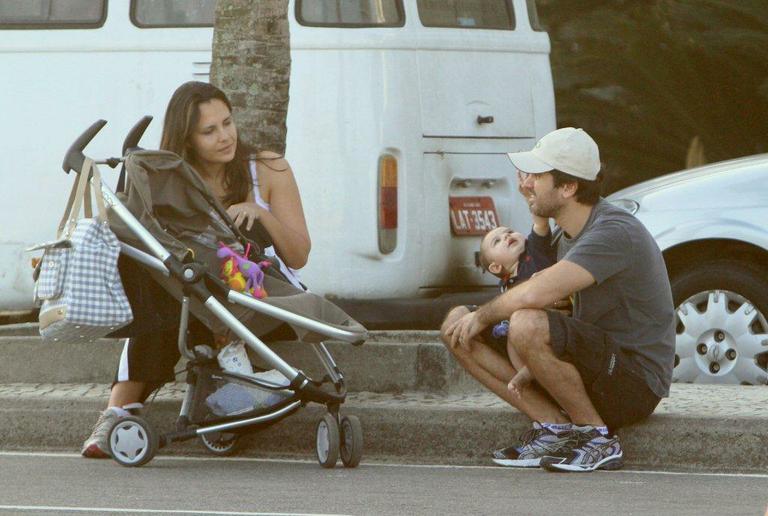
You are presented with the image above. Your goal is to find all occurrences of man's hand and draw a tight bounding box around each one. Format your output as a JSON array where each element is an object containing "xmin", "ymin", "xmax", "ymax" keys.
[{"xmin": 444, "ymin": 311, "xmax": 488, "ymax": 351}]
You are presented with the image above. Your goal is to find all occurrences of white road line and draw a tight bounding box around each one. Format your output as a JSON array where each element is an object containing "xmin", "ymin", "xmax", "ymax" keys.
[
  {"xmin": 0, "ymin": 506, "xmax": 348, "ymax": 516},
  {"xmin": 1, "ymin": 451, "xmax": 766, "ymax": 479}
]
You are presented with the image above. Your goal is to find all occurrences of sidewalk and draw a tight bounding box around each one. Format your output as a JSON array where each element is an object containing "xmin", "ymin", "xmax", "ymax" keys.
[{"xmin": 0, "ymin": 326, "xmax": 766, "ymax": 472}]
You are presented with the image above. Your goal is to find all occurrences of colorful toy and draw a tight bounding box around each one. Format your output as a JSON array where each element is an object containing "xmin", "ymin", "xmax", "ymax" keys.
[
  {"xmin": 217, "ymin": 243, "xmax": 270, "ymax": 299},
  {"xmin": 491, "ymin": 320, "xmax": 509, "ymax": 340}
]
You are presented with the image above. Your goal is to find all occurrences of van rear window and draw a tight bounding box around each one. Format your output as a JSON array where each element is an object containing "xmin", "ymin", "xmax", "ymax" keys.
[
  {"xmin": 296, "ymin": 0, "xmax": 404, "ymax": 28},
  {"xmin": 131, "ymin": 0, "xmax": 215, "ymax": 28},
  {"xmin": 0, "ymin": 0, "xmax": 105, "ymax": 29},
  {"xmin": 417, "ymin": 0, "xmax": 515, "ymax": 30}
]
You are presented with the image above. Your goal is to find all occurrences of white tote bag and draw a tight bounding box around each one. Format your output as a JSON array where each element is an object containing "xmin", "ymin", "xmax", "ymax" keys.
[{"xmin": 32, "ymin": 158, "xmax": 133, "ymax": 343}]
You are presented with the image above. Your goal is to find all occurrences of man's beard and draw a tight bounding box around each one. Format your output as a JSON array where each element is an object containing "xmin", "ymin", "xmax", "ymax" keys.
[{"xmin": 531, "ymin": 196, "xmax": 561, "ymax": 218}]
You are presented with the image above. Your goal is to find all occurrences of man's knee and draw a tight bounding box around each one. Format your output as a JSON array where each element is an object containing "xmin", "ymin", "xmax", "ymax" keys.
[{"xmin": 507, "ymin": 309, "xmax": 550, "ymax": 360}]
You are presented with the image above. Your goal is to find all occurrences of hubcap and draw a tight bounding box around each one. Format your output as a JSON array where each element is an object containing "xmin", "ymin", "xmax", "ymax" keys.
[
  {"xmin": 675, "ymin": 290, "xmax": 768, "ymax": 384},
  {"xmin": 202, "ymin": 432, "xmax": 236, "ymax": 452},
  {"xmin": 111, "ymin": 421, "xmax": 149, "ymax": 463},
  {"xmin": 316, "ymin": 421, "xmax": 329, "ymax": 462}
]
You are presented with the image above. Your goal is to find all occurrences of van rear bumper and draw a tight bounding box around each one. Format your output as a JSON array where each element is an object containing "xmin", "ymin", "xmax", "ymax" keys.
[{"xmin": 331, "ymin": 289, "xmax": 498, "ymax": 330}]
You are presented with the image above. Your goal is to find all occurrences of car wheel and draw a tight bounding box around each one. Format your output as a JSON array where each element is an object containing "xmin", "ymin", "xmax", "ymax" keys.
[{"xmin": 671, "ymin": 260, "xmax": 768, "ymax": 385}]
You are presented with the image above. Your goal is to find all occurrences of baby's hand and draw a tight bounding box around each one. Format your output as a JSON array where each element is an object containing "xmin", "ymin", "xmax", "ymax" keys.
[
  {"xmin": 531, "ymin": 214, "xmax": 550, "ymax": 236},
  {"xmin": 517, "ymin": 171, "xmax": 533, "ymax": 200}
]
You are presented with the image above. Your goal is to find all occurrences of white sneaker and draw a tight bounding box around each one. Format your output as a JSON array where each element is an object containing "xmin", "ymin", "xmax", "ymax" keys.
[{"xmin": 80, "ymin": 408, "xmax": 120, "ymax": 459}]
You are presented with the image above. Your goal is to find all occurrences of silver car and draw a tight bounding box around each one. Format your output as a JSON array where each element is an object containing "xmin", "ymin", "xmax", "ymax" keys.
[{"xmin": 607, "ymin": 154, "xmax": 768, "ymax": 385}]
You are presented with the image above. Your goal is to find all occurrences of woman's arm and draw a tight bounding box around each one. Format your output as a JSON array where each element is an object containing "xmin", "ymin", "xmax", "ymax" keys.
[{"xmin": 247, "ymin": 152, "xmax": 311, "ymax": 269}]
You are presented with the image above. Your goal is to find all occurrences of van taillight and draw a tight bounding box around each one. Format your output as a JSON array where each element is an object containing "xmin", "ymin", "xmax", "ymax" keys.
[{"xmin": 378, "ymin": 155, "xmax": 398, "ymax": 254}]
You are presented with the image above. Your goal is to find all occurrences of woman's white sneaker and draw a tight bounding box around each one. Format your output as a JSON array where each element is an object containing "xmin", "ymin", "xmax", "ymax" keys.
[{"xmin": 80, "ymin": 408, "xmax": 122, "ymax": 459}]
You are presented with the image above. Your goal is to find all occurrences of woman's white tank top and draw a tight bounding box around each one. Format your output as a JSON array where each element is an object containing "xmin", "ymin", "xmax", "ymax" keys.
[{"xmin": 248, "ymin": 160, "xmax": 305, "ymax": 290}]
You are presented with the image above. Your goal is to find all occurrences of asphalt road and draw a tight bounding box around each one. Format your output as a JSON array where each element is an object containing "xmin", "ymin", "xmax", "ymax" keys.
[{"xmin": 0, "ymin": 452, "xmax": 766, "ymax": 515}]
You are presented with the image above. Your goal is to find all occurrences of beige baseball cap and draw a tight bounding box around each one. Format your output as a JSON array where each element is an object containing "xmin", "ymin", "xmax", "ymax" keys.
[{"xmin": 506, "ymin": 127, "xmax": 601, "ymax": 180}]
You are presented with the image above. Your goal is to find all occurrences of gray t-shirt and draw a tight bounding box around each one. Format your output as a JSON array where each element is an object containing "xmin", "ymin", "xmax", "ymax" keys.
[{"xmin": 556, "ymin": 199, "xmax": 675, "ymax": 398}]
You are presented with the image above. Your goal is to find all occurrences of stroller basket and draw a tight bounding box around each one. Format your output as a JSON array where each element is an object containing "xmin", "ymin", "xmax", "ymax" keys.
[{"xmin": 61, "ymin": 119, "xmax": 368, "ymax": 468}]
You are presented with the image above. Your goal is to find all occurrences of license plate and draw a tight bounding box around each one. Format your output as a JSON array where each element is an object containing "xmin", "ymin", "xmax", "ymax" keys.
[{"xmin": 449, "ymin": 196, "xmax": 500, "ymax": 236}]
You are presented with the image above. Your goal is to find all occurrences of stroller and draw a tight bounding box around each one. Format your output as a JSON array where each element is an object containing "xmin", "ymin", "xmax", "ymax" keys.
[{"xmin": 61, "ymin": 118, "xmax": 368, "ymax": 468}]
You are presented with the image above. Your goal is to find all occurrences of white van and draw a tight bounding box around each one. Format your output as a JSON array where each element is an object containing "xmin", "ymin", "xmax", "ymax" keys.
[{"xmin": 0, "ymin": 0, "xmax": 555, "ymax": 317}]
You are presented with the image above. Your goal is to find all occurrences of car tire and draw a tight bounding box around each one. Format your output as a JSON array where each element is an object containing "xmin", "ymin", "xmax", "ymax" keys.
[{"xmin": 670, "ymin": 259, "xmax": 768, "ymax": 385}]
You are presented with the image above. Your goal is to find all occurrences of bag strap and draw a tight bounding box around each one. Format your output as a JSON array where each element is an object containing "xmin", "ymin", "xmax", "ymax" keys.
[
  {"xmin": 83, "ymin": 179, "xmax": 93, "ymax": 219},
  {"xmin": 56, "ymin": 175, "xmax": 80, "ymax": 238},
  {"xmin": 56, "ymin": 158, "xmax": 107, "ymax": 238},
  {"xmin": 90, "ymin": 163, "xmax": 108, "ymax": 222}
]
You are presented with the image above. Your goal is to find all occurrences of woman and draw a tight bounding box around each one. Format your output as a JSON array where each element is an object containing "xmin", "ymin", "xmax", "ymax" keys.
[{"xmin": 81, "ymin": 81, "xmax": 310, "ymax": 458}]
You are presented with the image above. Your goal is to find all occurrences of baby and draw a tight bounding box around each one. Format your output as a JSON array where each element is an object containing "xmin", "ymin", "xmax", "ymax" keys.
[{"xmin": 478, "ymin": 214, "xmax": 556, "ymax": 397}]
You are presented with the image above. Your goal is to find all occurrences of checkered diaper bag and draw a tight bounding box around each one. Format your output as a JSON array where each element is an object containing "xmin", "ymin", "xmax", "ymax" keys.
[{"xmin": 32, "ymin": 158, "xmax": 132, "ymax": 343}]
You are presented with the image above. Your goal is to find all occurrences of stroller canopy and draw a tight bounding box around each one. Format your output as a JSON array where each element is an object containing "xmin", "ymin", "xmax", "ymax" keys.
[{"xmin": 109, "ymin": 150, "xmax": 365, "ymax": 342}]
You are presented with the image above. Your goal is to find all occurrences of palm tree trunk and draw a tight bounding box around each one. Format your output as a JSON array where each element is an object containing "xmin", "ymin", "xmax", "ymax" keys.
[{"xmin": 210, "ymin": 0, "xmax": 291, "ymax": 155}]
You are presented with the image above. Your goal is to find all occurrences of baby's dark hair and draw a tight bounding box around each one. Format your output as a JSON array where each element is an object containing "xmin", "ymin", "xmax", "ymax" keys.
[{"xmin": 477, "ymin": 230, "xmax": 496, "ymax": 273}]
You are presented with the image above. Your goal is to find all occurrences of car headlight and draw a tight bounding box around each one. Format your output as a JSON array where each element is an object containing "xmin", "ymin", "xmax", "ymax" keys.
[{"xmin": 609, "ymin": 198, "xmax": 639, "ymax": 215}]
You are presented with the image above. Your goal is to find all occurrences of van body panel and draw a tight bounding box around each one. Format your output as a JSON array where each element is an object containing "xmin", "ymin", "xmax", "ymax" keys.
[
  {"xmin": 0, "ymin": 0, "xmax": 554, "ymax": 312},
  {"xmin": 418, "ymin": 51, "xmax": 535, "ymax": 138},
  {"xmin": 419, "ymin": 152, "xmax": 534, "ymax": 288},
  {"xmin": 0, "ymin": 1, "xmax": 212, "ymax": 311},
  {"xmin": 284, "ymin": 45, "xmax": 425, "ymax": 297}
]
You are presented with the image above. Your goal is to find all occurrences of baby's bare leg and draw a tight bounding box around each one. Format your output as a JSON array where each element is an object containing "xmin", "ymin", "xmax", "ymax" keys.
[
  {"xmin": 506, "ymin": 339, "xmax": 526, "ymax": 375},
  {"xmin": 506, "ymin": 340, "xmax": 533, "ymax": 397},
  {"xmin": 508, "ymin": 367, "xmax": 533, "ymax": 398}
]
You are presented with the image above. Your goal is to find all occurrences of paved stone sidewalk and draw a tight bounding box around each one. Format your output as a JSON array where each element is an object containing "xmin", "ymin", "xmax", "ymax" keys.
[{"xmin": 1, "ymin": 383, "xmax": 765, "ymax": 417}]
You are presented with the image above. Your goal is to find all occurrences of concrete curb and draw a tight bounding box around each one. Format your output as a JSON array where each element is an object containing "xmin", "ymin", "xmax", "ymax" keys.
[
  {"xmin": 0, "ymin": 383, "xmax": 766, "ymax": 472},
  {"xmin": 2, "ymin": 326, "xmax": 767, "ymax": 472},
  {"xmin": 0, "ymin": 331, "xmax": 481, "ymax": 394}
]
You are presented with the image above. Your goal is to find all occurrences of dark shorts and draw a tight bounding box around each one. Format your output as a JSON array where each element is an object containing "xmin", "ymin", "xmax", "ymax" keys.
[
  {"xmin": 480, "ymin": 325, "xmax": 508, "ymax": 357},
  {"xmin": 546, "ymin": 310, "xmax": 661, "ymax": 432},
  {"xmin": 465, "ymin": 305, "xmax": 509, "ymax": 357}
]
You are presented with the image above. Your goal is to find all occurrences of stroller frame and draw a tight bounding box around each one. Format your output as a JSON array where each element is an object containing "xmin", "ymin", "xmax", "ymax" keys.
[{"xmin": 64, "ymin": 119, "xmax": 367, "ymax": 467}]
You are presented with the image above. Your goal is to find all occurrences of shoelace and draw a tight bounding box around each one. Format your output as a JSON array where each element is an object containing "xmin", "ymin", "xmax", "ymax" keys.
[
  {"xmin": 560, "ymin": 429, "xmax": 602, "ymax": 450},
  {"xmin": 91, "ymin": 410, "xmax": 118, "ymax": 438},
  {"xmin": 516, "ymin": 426, "xmax": 546, "ymax": 446},
  {"xmin": 93, "ymin": 411, "xmax": 110, "ymax": 428}
]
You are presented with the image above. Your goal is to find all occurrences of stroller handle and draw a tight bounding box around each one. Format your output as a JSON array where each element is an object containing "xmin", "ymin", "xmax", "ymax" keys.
[
  {"xmin": 116, "ymin": 116, "xmax": 153, "ymax": 193},
  {"xmin": 122, "ymin": 116, "xmax": 153, "ymax": 155},
  {"xmin": 62, "ymin": 119, "xmax": 107, "ymax": 174}
]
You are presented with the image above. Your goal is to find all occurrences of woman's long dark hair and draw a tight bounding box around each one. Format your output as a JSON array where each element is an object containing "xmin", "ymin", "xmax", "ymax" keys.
[{"xmin": 160, "ymin": 81, "xmax": 254, "ymax": 207}]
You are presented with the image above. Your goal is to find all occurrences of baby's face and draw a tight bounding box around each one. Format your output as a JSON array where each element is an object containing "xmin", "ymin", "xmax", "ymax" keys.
[{"xmin": 481, "ymin": 226, "xmax": 526, "ymax": 277}]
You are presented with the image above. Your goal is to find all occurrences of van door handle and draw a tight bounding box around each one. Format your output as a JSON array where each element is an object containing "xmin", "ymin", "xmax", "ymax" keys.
[
  {"xmin": 477, "ymin": 115, "xmax": 494, "ymax": 125},
  {"xmin": 452, "ymin": 177, "xmax": 498, "ymax": 188}
]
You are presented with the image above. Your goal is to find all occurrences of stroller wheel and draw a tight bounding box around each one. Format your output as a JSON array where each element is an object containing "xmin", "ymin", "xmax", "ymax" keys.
[
  {"xmin": 339, "ymin": 415, "xmax": 363, "ymax": 468},
  {"xmin": 315, "ymin": 413, "xmax": 340, "ymax": 468},
  {"xmin": 108, "ymin": 416, "xmax": 158, "ymax": 467},
  {"xmin": 199, "ymin": 431, "xmax": 240, "ymax": 456}
]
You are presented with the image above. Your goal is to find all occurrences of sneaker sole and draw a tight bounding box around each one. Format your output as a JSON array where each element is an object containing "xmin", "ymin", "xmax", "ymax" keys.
[
  {"xmin": 541, "ymin": 453, "xmax": 624, "ymax": 473},
  {"xmin": 491, "ymin": 457, "xmax": 541, "ymax": 468},
  {"xmin": 81, "ymin": 443, "xmax": 110, "ymax": 459}
]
